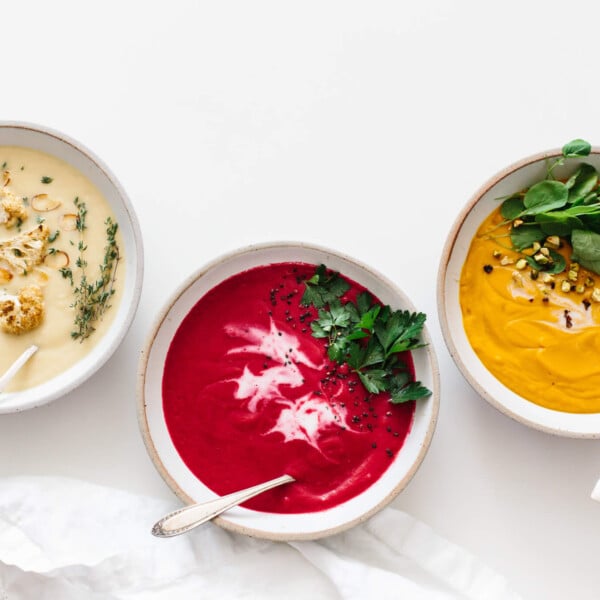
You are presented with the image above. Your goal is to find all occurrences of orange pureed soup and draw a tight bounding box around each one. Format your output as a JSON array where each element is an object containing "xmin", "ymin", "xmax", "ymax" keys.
[{"xmin": 460, "ymin": 206, "xmax": 600, "ymax": 413}]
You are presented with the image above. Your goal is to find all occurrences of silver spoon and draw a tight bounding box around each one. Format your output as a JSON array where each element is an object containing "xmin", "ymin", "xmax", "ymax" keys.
[
  {"xmin": 0, "ymin": 345, "xmax": 38, "ymax": 394},
  {"xmin": 152, "ymin": 474, "xmax": 295, "ymax": 538}
]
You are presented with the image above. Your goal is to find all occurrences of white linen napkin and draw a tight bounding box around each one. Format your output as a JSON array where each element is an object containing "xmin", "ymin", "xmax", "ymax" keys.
[{"xmin": 0, "ymin": 476, "xmax": 521, "ymax": 600}]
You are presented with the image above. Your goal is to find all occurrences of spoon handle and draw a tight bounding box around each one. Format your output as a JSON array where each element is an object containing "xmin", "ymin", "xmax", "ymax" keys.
[
  {"xmin": 0, "ymin": 345, "xmax": 38, "ymax": 393},
  {"xmin": 152, "ymin": 474, "xmax": 295, "ymax": 538}
]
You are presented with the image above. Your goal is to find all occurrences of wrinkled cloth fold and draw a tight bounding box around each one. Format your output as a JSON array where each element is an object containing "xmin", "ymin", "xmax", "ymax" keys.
[{"xmin": 0, "ymin": 477, "xmax": 521, "ymax": 600}]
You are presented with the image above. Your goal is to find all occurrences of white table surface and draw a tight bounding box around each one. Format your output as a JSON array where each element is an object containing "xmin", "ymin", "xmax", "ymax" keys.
[{"xmin": 1, "ymin": 1, "xmax": 600, "ymax": 598}]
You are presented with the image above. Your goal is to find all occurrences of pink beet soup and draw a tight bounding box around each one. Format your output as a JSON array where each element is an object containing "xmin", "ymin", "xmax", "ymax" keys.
[{"xmin": 162, "ymin": 262, "xmax": 416, "ymax": 513}]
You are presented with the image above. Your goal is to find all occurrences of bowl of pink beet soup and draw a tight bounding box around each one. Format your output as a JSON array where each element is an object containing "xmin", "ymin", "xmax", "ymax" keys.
[{"xmin": 138, "ymin": 242, "xmax": 439, "ymax": 540}]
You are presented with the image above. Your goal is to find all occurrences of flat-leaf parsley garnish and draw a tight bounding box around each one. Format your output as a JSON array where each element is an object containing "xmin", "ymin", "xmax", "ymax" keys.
[{"xmin": 301, "ymin": 264, "xmax": 431, "ymax": 403}]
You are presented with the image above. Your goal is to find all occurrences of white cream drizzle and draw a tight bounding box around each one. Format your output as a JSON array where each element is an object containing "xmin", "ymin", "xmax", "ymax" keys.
[
  {"xmin": 226, "ymin": 318, "xmax": 352, "ymax": 448},
  {"xmin": 267, "ymin": 393, "xmax": 347, "ymax": 449}
]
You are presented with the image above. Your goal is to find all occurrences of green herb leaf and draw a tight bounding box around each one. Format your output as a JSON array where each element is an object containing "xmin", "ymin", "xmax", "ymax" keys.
[
  {"xmin": 302, "ymin": 265, "xmax": 431, "ymax": 403},
  {"xmin": 562, "ymin": 204, "xmax": 600, "ymax": 217},
  {"xmin": 580, "ymin": 214, "xmax": 600, "ymax": 234},
  {"xmin": 571, "ymin": 229, "xmax": 600, "ymax": 274},
  {"xmin": 346, "ymin": 341, "xmax": 366, "ymax": 370},
  {"xmin": 362, "ymin": 339, "xmax": 386, "ymax": 368},
  {"xmin": 567, "ymin": 163, "xmax": 598, "ymax": 204},
  {"xmin": 375, "ymin": 310, "xmax": 426, "ymax": 355},
  {"xmin": 357, "ymin": 369, "xmax": 388, "ymax": 394},
  {"xmin": 301, "ymin": 284, "xmax": 327, "ymax": 308},
  {"xmin": 327, "ymin": 338, "xmax": 348, "ymax": 362},
  {"xmin": 500, "ymin": 196, "xmax": 525, "ymax": 220},
  {"xmin": 524, "ymin": 249, "xmax": 566, "ymax": 274},
  {"xmin": 562, "ymin": 139, "xmax": 592, "ymax": 158},
  {"xmin": 354, "ymin": 305, "xmax": 380, "ymax": 333},
  {"xmin": 356, "ymin": 291, "xmax": 373, "ymax": 315},
  {"xmin": 310, "ymin": 320, "xmax": 328, "ymax": 338},
  {"xmin": 41, "ymin": 176, "xmax": 53, "ymax": 184},
  {"xmin": 329, "ymin": 300, "xmax": 352, "ymax": 329},
  {"xmin": 510, "ymin": 224, "xmax": 545, "ymax": 251},
  {"xmin": 390, "ymin": 381, "xmax": 432, "ymax": 403},
  {"xmin": 535, "ymin": 212, "xmax": 584, "ymax": 237},
  {"xmin": 522, "ymin": 180, "xmax": 569, "ymax": 215},
  {"xmin": 300, "ymin": 264, "xmax": 349, "ymax": 307}
]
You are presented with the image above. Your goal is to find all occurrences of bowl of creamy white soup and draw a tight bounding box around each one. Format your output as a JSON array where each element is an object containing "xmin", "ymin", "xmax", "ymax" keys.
[{"xmin": 0, "ymin": 122, "xmax": 143, "ymax": 412}]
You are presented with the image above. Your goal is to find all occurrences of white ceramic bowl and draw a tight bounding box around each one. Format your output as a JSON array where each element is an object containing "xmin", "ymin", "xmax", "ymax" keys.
[
  {"xmin": 0, "ymin": 121, "xmax": 143, "ymax": 413},
  {"xmin": 138, "ymin": 242, "xmax": 439, "ymax": 540},
  {"xmin": 438, "ymin": 147, "xmax": 600, "ymax": 438}
]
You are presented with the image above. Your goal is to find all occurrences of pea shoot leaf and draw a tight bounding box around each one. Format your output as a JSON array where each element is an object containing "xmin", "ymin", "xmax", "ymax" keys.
[
  {"xmin": 535, "ymin": 212, "xmax": 584, "ymax": 237},
  {"xmin": 524, "ymin": 249, "xmax": 566, "ymax": 274},
  {"xmin": 501, "ymin": 196, "xmax": 525, "ymax": 220},
  {"xmin": 567, "ymin": 163, "xmax": 598, "ymax": 203},
  {"xmin": 571, "ymin": 229, "xmax": 600, "ymax": 274},
  {"xmin": 562, "ymin": 139, "xmax": 592, "ymax": 158},
  {"xmin": 510, "ymin": 224, "xmax": 545, "ymax": 250},
  {"xmin": 522, "ymin": 180, "xmax": 569, "ymax": 215},
  {"xmin": 498, "ymin": 139, "xmax": 600, "ymax": 276}
]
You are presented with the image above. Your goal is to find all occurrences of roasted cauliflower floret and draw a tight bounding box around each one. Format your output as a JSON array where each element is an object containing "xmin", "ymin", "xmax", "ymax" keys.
[
  {"xmin": 0, "ymin": 224, "xmax": 49, "ymax": 274},
  {"xmin": 0, "ymin": 188, "xmax": 28, "ymax": 229},
  {"xmin": 0, "ymin": 285, "xmax": 45, "ymax": 334}
]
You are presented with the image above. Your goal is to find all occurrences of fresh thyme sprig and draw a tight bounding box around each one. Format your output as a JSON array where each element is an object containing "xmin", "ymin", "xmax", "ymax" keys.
[
  {"xmin": 60, "ymin": 197, "xmax": 120, "ymax": 341},
  {"xmin": 301, "ymin": 265, "xmax": 431, "ymax": 404}
]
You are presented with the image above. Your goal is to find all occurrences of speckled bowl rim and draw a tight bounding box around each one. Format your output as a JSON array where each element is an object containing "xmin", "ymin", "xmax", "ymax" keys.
[
  {"xmin": 437, "ymin": 146, "xmax": 600, "ymax": 438},
  {"xmin": 0, "ymin": 121, "xmax": 144, "ymax": 412},
  {"xmin": 137, "ymin": 241, "xmax": 440, "ymax": 540}
]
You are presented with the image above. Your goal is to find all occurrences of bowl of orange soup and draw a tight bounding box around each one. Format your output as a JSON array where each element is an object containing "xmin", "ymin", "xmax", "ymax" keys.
[
  {"xmin": 439, "ymin": 140, "xmax": 600, "ymax": 437},
  {"xmin": 0, "ymin": 122, "xmax": 143, "ymax": 412},
  {"xmin": 138, "ymin": 242, "xmax": 439, "ymax": 540}
]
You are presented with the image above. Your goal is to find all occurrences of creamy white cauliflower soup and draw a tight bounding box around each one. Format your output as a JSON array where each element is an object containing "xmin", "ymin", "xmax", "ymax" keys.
[{"xmin": 0, "ymin": 146, "xmax": 125, "ymax": 391}]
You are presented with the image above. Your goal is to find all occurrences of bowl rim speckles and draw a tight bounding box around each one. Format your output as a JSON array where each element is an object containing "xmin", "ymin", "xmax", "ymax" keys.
[
  {"xmin": 437, "ymin": 146, "xmax": 600, "ymax": 438},
  {"xmin": 0, "ymin": 121, "xmax": 144, "ymax": 412},
  {"xmin": 137, "ymin": 241, "xmax": 439, "ymax": 540}
]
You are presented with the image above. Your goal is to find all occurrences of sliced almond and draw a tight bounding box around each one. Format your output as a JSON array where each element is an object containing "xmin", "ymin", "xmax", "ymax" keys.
[
  {"xmin": 0, "ymin": 267, "xmax": 12, "ymax": 283},
  {"xmin": 44, "ymin": 250, "xmax": 69, "ymax": 269},
  {"xmin": 2, "ymin": 171, "xmax": 10, "ymax": 187},
  {"xmin": 59, "ymin": 213, "xmax": 78, "ymax": 231},
  {"xmin": 31, "ymin": 194, "xmax": 61, "ymax": 212}
]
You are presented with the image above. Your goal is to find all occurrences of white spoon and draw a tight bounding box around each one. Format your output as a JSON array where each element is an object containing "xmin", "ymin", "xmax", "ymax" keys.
[
  {"xmin": 591, "ymin": 479, "xmax": 600, "ymax": 502},
  {"xmin": 0, "ymin": 345, "xmax": 38, "ymax": 393},
  {"xmin": 152, "ymin": 474, "xmax": 295, "ymax": 538}
]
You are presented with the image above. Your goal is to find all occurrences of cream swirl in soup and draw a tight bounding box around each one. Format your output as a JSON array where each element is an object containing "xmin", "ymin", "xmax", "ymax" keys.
[{"xmin": 0, "ymin": 146, "xmax": 125, "ymax": 391}]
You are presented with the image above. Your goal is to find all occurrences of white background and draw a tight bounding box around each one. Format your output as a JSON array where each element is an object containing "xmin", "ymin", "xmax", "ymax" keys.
[{"xmin": 1, "ymin": 1, "xmax": 599, "ymax": 598}]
